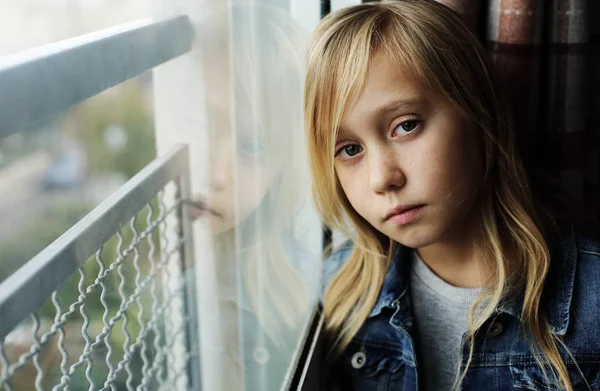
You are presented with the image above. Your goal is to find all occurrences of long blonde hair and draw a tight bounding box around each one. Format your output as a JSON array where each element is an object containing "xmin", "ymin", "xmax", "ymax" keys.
[{"xmin": 304, "ymin": 1, "xmax": 575, "ymax": 389}]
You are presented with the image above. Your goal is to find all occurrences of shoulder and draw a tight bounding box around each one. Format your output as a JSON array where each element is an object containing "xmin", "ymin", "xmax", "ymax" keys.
[
  {"xmin": 562, "ymin": 231, "xmax": 600, "ymax": 348},
  {"xmin": 549, "ymin": 228, "xmax": 600, "ymax": 282},
  {"xmin": 574, "ymin": 233, "xmax": 600, "ymax": 260},
  {"xmin": 321, "ymin": 240, "xmax": 354, "ymax": 300},
  {"xmin": 573, "ymin": 232, "xmax": 600, "ymax": 284}
]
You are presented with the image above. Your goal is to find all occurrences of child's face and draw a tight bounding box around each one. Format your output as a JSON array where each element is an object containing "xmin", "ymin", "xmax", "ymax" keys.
[
  {"xmin": 335, "ymin": 53, "xmax": 484, "ymax": 249},
  {"xmin": 189, "ymin": 56, "xmax": 283, "ymax": 234},
  {"xmin": 205, "ymin": 98, "xmax": 281, "ymax": 235}
]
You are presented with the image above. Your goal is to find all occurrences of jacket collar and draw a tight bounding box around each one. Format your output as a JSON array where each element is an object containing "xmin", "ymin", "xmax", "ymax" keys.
[
  {"xmin": 367, "ymin": 230, "xmax": 577, "ymax": 336},
  {"xmin": 368, "ymin": 244, "xmax": 410, "ymax": 318},
  {"xmin": 497, "ymin": 228, "xmax": 577, "ymax": 336}
]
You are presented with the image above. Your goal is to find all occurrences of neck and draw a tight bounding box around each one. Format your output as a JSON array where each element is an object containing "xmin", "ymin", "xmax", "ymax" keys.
[{"xmin": 417, "ymin": 211, "xmax": 495, "ymax": 289}]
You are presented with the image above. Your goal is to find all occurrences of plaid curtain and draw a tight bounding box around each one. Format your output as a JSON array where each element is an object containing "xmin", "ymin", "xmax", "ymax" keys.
[
  {"xmin": 367, "ymin": 0, "xmax": 599, "ymax": 221},
  {"xmin": 440, "ymin": 0, "xmax": 599, "ymax": 220}
]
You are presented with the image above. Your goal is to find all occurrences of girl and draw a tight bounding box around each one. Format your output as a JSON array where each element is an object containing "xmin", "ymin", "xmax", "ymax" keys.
[{"xmin": 304, "ymin": 1, "xmax": 600, "ymax": 390}]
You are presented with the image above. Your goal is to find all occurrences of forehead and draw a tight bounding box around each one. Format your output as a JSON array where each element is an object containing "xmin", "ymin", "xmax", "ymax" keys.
[{"xmin": 339, "ymin": 53, "xmax": 432, "ymax": 134}]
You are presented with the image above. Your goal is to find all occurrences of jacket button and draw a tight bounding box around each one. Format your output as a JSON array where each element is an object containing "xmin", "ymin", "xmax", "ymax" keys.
[
  {"xmin": 253, "ymin": 347, "xmax": 270, "ymax": 364},
  {"xmin": 351, "ymin": 352, "xmax": 366, "ymax": 369},
  {"xmin": 487, "ymin": 321, "xmax": 504, "ymax": 337}
]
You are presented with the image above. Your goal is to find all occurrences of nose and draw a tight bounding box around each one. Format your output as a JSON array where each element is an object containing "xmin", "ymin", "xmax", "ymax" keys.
[
  {"xmin": 209, "ymin": 135, "xmax": 232, "ymax": 192},
  {"xmin": 368, "ymin": 148, "xmax": 405, "ymax": 193}
]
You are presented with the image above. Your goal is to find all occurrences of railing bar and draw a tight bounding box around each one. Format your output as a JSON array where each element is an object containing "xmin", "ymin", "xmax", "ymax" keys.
[
  {"xmin": 0, "ymin": 144, "xmax": 190, "ymax": 341},
  {"xmin": 0, "ymin": 15, "xmax": 192, "ymax": 138},
  {"xmin": 178, "ymin": 170, "xmax": 202, "ymax": 389},
  {"xmin": 281, "ymin": 305, "xmax": 320, "ymax": 391},
  {"xmin": 296, "ymin": 312, "xmax": 324, "ymax": 391}
]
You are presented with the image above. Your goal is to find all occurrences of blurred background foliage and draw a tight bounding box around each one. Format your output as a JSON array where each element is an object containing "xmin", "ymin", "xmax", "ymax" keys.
[{"xmin": 64, "ymin": 80, "xmax": 156, "ymax": 178}]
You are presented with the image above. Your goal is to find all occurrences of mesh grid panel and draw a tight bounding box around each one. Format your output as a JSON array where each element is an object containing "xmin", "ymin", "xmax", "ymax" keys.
[{"xmin": 0, "ymin": 185, "xmax": 193, "ymax": 391}]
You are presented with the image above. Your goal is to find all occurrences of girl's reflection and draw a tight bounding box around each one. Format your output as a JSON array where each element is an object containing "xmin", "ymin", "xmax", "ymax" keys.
[{"xmin": 188, "ymin": 3, "xmax": 319, "ymax": 390}]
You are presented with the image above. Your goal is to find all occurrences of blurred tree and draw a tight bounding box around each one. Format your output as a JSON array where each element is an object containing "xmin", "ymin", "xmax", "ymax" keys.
[
  {"xmin": 0, "ymin": 203, "xmax": 90, "ymax": 281},
  {"xmin": 63, "ymin": 78, "xmax": 156, "ymax": 179}
]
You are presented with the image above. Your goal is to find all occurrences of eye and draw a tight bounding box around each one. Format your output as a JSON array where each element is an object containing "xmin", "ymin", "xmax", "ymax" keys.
[
  {"xmin": 336, "ymin": 144, "xmax": 363, "ymax": 159},
  {"xmin": 239, "ymin": 141, "xmax": 266, "ymax": 159},
  {"xmin": 392, "ymin": 119, "xmax": 420, "ymax": 136}
]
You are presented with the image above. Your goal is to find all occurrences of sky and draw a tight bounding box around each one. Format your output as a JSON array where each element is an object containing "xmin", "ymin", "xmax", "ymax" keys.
[{"xmin": 0, "ymin": 0, "xmax": 152, "ymax": 57}]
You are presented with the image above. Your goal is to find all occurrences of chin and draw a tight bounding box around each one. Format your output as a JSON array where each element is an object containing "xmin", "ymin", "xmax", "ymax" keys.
[
  {"xmin": 209, "ymin": 216, "xmax": 235, "ymax": 235},
  {"xmin": 388, "ymin": 226, "xmax": 443, "ymax": 249}
]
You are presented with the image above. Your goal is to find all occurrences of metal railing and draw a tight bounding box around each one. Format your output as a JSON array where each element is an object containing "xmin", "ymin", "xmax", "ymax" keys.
[
  {"xmin": 0, "ymin": 15, "xmax": 199, "ymax": 391},
  {"xmin": 0, "ymin": 15, "xmax": 192, "ymax": 138}
]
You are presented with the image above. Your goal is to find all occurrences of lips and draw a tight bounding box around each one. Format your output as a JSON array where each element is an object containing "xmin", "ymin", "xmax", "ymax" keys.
[
  {"xmin": 384, "ymin": 204, "xmax": 424, "ymax": 226},
  {"xmin": 384, "ymin": 204, "xmax": 423, "ymax": 221},
  {"xmin": 184, "ymin": 198, "xmax": 223, "ymax": 220}
]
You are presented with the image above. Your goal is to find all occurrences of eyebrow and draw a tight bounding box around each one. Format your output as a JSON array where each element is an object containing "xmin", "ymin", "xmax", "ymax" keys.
[
  {"xmin": 337, "ymin": 96, "xmax": 429, "ymax": 138},
  {"xmin": 373, "ymin": 96, "xmax": 428, "ymax": 118}
]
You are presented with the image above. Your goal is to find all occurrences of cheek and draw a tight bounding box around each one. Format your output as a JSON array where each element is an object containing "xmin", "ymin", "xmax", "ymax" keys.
[
  {"xmin": 234, "ymin": 163, "xmax": 277, "ymax": 214},
  {"xmin": 336, "ymin": 167, "xmax": 371, "ymax": 216},
  {"xmin": 335, "ymin": 168, "xmax": 354, "ymax": 198},
  {"xmin": 422, "ymin": 130, "xmax": 482, "ymax": 203}
]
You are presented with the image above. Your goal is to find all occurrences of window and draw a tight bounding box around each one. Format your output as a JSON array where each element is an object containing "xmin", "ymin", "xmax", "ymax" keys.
[{"xmin": 0, "ymin": 1, "xmax": 324, "ymax": 390}]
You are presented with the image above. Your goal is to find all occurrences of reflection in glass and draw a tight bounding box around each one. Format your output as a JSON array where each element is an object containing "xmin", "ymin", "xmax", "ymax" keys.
[{"xmin": 188, "ymin": 3, "xmax": 321, "ymax": 390}]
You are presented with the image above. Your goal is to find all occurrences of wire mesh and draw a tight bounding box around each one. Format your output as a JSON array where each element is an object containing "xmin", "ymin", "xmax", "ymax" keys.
[{"xmin": 0, "ymin": 183, "xmax": 194, "ymax": 391}]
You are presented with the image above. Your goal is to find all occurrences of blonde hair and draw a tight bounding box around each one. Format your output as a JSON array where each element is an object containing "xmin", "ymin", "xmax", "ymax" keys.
[{"xmin": 304, "ymin": 1, "xmax": 576, "ymax": 389}]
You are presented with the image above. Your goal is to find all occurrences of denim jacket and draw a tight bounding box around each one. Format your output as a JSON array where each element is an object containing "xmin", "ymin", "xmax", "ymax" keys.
[{"xmin": 322, "ymin": 230, "xmax": 600, "ymax": 390}]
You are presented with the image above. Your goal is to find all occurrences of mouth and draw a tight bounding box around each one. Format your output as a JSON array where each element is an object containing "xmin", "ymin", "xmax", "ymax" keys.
[
  {"xmin": 183, "ymin": 198, "xmax": 223, "ymax": 221},
  {"xmin": 384, "ymin": 204, "xmax": 425, "ymax": 226}
]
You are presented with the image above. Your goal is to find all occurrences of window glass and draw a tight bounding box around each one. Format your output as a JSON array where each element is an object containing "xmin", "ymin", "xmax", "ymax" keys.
[
  {"xmin": 0, "ymin": 0, "xmax": 323, "ymax": 389},
  {"xmin": 0, "ymin": 76, "xmax": 156, "ymax": 282},
  {"xmin": 0, "ymin": 3, "xmax": 162, "ymax": 390},
  {"xmin": 0, "ymin": 0, "xmax": 152, "ymax": 56},
  {"xmin": 174, "ymin": 1, "xmax": 323, "ymax": 389},
  {"xmin": 0, "ymin": 1, "xmax": 155, "ymax": 282}
]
